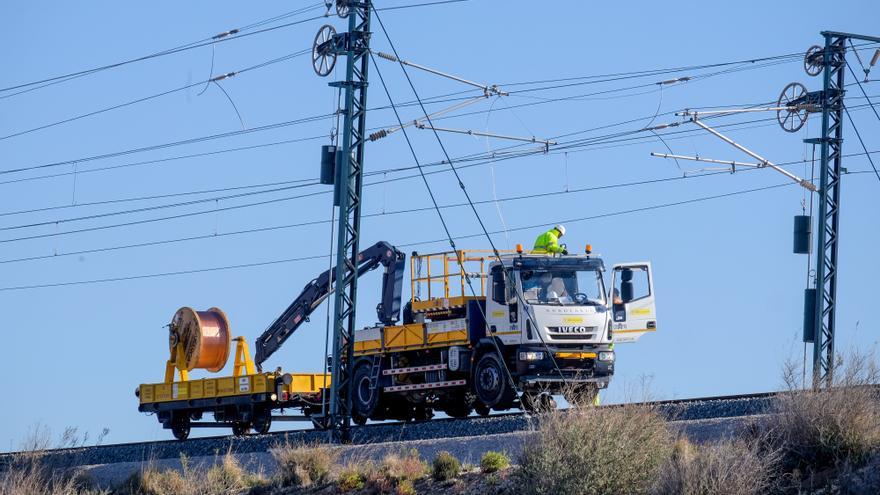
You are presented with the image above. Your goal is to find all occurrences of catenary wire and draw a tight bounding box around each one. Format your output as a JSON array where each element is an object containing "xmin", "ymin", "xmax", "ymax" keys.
[
  {"xmin": 0, "ymin": 9, "xmax": 327, "ymax": 98},
  {"xmin": 0, "ymin": 48, "xmax": 838, "ymax": 177},
  {"xmin": 0, "ymin": 49, "xmax": 310, "ymax": 141},
  {"xmin": 2, "ymin": 105, "xmax": 875, "ymax": 239},
  {"xmin": 3, "ymin": 173, "xmax": 874, "ymax": 292}
]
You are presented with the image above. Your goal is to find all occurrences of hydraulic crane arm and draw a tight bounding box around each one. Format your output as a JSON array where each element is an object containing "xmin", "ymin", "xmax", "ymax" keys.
[{"xmin": 253, "ymin": 241, "xmax": 406, "ymax": 370}]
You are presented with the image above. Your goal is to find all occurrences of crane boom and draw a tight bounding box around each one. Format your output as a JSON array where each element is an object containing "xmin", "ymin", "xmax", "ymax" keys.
[{"xmin": 253, "ymin": 241, "xmax": 405, "ymax": 369}]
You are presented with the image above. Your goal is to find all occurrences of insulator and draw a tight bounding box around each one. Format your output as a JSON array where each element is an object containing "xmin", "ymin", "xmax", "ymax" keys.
[
  {"xmin": 871, "ymin": 49, "xmax": 880, "ymax": 67},
  {"xmin": 377, "ymin": 51, "xmax": 398, "ymax": 62},
  {"xmin": 369, "ymin": 129, "xmax": 388, "ymax": 141}
]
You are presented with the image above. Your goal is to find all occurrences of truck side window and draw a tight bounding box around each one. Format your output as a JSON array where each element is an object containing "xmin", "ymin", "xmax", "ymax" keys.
[
  {"xmin": 491, "ymin": 266, "xmax": 506, "ymax": 304},
  {"xmin": 613, "ymin": 266, "xmax": 650, "ymax": 303}
]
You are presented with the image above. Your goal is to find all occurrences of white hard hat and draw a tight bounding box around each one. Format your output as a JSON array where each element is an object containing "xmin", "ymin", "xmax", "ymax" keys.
[{"xmin": 554, "ymin": 224, "xmax": 566, "ymax": 236}]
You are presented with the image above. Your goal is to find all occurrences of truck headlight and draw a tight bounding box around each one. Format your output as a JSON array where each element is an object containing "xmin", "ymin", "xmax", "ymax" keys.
[
  {"xmin": 598, "ymin": 351, "xmax": 615, "ymax": 362},
  {"xmin": 519, "ymin": 351, "xmax": 545, "ymax": 361}
]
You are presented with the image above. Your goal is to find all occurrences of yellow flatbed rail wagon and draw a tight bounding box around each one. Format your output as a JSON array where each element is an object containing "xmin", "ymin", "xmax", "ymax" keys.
[{"xmin": 137, "ymin": 241, "xmax": 657, "ymax": 439}]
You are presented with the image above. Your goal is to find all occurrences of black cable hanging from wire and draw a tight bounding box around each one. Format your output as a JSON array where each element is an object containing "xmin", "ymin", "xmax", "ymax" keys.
[
  {"xmin": 842, "ymin": 105, "xmax": 880, "ymax": 183},
  {"xmin": 367, "ymin": 49, "xmax": 525, "ymax": 398},
  {"xmin": 845, "ymin": 61, "xmax": 880, "ymax": 123},
  {"xmin": 371, "ymin": 6, "xmax": 576, "ymax": 393}
]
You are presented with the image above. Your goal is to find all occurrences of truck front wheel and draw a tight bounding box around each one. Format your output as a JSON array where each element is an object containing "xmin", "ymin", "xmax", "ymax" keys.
[{"xmin": 473, "ymin": 352, "xmax": 515, "ymax": 408}]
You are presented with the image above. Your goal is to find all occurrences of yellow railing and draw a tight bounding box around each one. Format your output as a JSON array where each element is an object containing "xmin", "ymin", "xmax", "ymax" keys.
[{"xmin": 410, "ymin": 250, "xmax": 515, "ymax": 304}]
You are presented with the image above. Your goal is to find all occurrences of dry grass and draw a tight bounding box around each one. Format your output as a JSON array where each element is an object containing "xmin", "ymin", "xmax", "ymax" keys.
[
  {"xmin": 351, "ymin": 449, "xmax": 428, "ymax": 494},
  {"xmin": 377, "ymin": 448, "xmax": 428, "ymax": 483},
  {"xmin": 0, "ymin": 452, "xmax": 102, "ymax": 495},
  {"xmin": 116, "ymin": 452, "xmax": 265, "ymax": 495},
  {"xmin": 270, "ymin": 441, "xmax": 334, "ymax": 488},
  {"xmin": 765, "ymin": 351, "xmax": 880, "ymax": 476},
  {"xmin": 652, "ymin": 438, "xmax": 777, "ymax": 495},
  {"xmin": 517, "ymin": 404, "xmax": 673, "ymax": 495}
]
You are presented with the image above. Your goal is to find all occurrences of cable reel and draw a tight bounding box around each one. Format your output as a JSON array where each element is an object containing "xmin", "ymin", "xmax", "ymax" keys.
[
  {"xmin": 312, "ymin": 25, "xmax": 338, "ymax": 77},
  {"xmin": 804, "ymin": 45, "xmax": 824, "ymax": 77},
  {"xmin": 168, "ymin": 307, "xmax": 231, "ymax": 374},
  {"xmin": 777, "ymin": 82, "xmax": 811, "ymax": 133}
]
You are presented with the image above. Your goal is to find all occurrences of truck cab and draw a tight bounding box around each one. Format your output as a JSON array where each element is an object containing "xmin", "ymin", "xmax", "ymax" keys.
[{"xmin": 481, "ymin": 252, "xmax": 655, "ymax": 405}]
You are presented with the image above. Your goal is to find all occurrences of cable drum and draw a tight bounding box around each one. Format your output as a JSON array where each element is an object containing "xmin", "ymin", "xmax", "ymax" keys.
[{"xmin": 170, "ymin": 307, "xmax": 231, "ymax": 372}]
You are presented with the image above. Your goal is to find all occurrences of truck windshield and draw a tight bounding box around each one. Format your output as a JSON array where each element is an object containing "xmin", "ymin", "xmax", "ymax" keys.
[{"xmin": 520, "ymin": 269, "xmax": 606, "ymax": 306}]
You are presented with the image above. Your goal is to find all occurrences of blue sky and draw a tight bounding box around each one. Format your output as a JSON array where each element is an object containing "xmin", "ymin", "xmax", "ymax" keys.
[{"xmin": 0, "ymin": 1, "xmax": 877, "ymax": 449}]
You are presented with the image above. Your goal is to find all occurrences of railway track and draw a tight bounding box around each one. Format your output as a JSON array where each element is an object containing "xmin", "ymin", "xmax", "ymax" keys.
[{"xmin": 0, "ymin": 391, "xmax": 777, "ymax": 470}]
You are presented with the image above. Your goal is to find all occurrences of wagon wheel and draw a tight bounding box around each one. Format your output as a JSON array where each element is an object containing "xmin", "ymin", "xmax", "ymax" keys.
[
  {"xmin": 336, "ymin": 0, "xmax": 350, "ymax": 18},
  {"xmin": 312, "ymin": 25, "xmax": 337, "ymax": 77},
  {"xmin": 777, "ymin": 82, "xmax": 809, "ymax": 133},
  {"xmin": 804, "ymin": 45, "xmax": 823, "ymax": 77}
]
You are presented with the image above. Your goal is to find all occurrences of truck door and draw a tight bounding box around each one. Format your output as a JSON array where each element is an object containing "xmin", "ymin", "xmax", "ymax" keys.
[
  {"xmin": 486, "ymin": 265, "xmax": 519, "ymax": 344},
  {"xmin": 609, "ymin": 263, "xmax": 656, "ymax": 343}
]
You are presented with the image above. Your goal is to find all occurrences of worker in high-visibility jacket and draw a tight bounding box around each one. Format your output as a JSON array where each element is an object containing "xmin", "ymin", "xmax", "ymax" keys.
[{"xmin": 532, "ymin": 224, "xmax": 568, "ymax": 254}]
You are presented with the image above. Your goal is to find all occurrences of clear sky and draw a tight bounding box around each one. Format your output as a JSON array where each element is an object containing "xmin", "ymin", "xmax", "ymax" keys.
[{"xmin": 0, "ymin": 1, "xmax": 877, "ymax": 450}]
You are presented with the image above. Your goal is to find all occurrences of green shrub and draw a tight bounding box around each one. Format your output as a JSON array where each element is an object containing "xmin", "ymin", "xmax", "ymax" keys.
[
  {"xmin": 480, "ymin": 451, "xmax": 510, "ymax": 473},
  {"xmin": 337, "ymin": 468, "xmax": 367, "ymax": 491},
  {"xmin": 432, "ymin": 451, "xmax": 461, "ymax": 481},
  {"xmin": 395, "ymin": 478, "xmax": 417, "ymax": 495},
  {"xmin": 270, "ymin": 442, "xmax": 334, "ymax": 487},
  {"xmin": 517, "ymin": 405, "xmax": 673, "ymax": 495}
]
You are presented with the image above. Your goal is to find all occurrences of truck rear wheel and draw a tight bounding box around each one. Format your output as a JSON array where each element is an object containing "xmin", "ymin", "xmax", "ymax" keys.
[
  {"xmin": 352, "ymin": 362, "xmax": 379, "ymax": 425},
  {"xmin": 443, "ymin": 390, "xmax": 474, "ymax": 418},
  {"xmin": 473, "ymin": 352, "xmax": 515, "ymax": 408}
]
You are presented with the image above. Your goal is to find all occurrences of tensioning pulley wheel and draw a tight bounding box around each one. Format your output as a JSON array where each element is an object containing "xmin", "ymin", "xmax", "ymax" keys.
[
  {"xmin": 169, "ymin": 307, "xmax": 231, "ymax": 372},
  {"xmin": 777, "ymin": 82, "xmax": 809, "ymax": 133},
  {"xmin": 312, "ymin": 25, "xmax": 337, "ymax": 77}
]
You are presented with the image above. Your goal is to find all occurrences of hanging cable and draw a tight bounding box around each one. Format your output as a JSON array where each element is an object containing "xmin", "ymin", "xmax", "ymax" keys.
[
  {"xmin": 842, "ymin": 105, "xmax": 880, "ymax": 183},
  {"xmin": 371, "ymin": 7, "xmax": 573, "ymax": 395},
  {"xmin": 846, "ymin": 61, "xmax": 880, "ymax": 123},
  {"xmin": 368, "ymin": 49, "xmax": 523, "ymax": 404}
]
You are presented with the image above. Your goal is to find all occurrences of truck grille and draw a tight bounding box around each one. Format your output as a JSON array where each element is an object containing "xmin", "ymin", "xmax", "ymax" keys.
[
  {"xmin": 547, "ymin": 326, "xmax": 597, "ymax": 341},
  {"xmin": 549, "ymin": 333, "xmax": 595, "ymax": 341}
]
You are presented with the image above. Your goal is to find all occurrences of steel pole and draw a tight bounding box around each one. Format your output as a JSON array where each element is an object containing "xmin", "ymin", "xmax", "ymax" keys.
[
  {"xmin": 329, "ymin": 0, "xmax": 371, "ymax": 441},
  {"xmin": 812, "ymin": 33, "xmax": 846, "ymax": 389}
]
